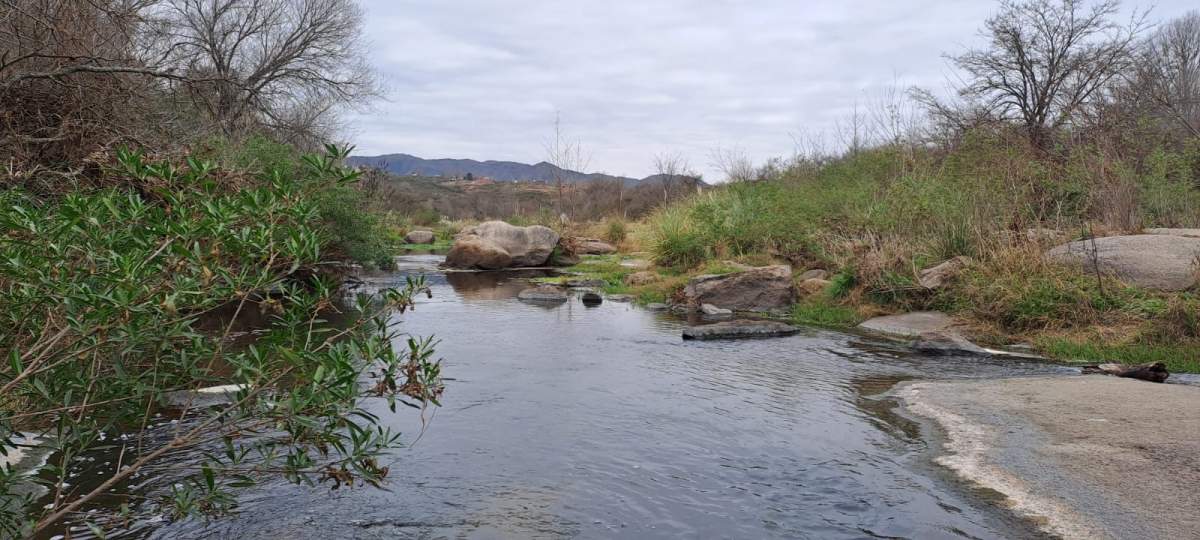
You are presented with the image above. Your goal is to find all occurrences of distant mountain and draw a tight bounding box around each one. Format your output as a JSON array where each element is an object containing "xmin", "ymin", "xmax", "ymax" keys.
[{"xmin": 347, "ymin": 153, "xmax": 643, "ymax": 184}]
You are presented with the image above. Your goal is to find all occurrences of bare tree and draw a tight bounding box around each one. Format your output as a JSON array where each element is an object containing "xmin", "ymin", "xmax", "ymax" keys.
[
  {"xmin": 835, "ymin": 100, "xmax": 871, "ymax": 154},
  {"xmin": 1134, "ymin": 11, "xmax": 1200, "ymax": 138},
  {"xmin": 544, "ymin": 112, "xmax": 589, "ymax": 222},
  {"xmin": 944, "ymin": 0, "xmax": 1146, "ymax": 150},
  {"xmin": 652, "ymin": 151, "xmax": 689, "ymax": 203},
  {"xmin": 159, "ymin": 0, "xmax": 376, "ymax": 143},
  {"xmin": 710, "ymin": 145, "xmax": 755, "ymax": 182}
]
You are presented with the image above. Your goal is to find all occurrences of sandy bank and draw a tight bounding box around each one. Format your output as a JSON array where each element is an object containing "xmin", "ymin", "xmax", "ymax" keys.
[{"xmin": 899, "ymin": 376, "xmax": 1200, "ymax": 540}]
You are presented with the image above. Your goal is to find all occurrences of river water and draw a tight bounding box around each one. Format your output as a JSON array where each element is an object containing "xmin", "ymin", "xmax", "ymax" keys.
[{"xmin": 54, "ymin": 255, "xmax": 1079, "ymax": 539}]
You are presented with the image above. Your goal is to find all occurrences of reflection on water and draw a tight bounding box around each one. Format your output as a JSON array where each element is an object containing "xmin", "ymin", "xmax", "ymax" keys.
[{"xmin": 53, "ymin": 255, "xmax": 1070, "ymax": 539}]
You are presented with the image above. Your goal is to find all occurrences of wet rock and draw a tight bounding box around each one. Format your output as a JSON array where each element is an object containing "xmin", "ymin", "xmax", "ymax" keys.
[
  {"xmin": 700, "ymin": 303, "xmax": 733, "ymax": 318},
  {"xmin": 581, "ymin": 291, "xmax": 603, "ymax": 306},
  {"xmin": 1082, "ymin": 362, "xmax": 1170, "ymax": 383},
  {"xmin": 517, "ymin": 285, "xmax": 568, "ymax": 303},
  {"xmin": 682, "ymin": 320, "xmax": 801, "ymax": 340},
  {"xmin": 1045, "ymin": 234, "xmax": 1200, "ymax": 291},
  {"xmin": 911, "ymin": 331, "xmax": 990, "ymax": 356},
  {"xmin": 404, "ymin": 230, "xmax": 436, "ymax": 244},
  {"xmin": 606, "ymin": 294, "xmax": 634, "ymax": 302},
  {"xmin": 683, "ymin": 265, "xmax": 796, "ymax": 313},
  {"xmin": 798, "ymin": 278, "xmax": 831, "ymax": 296},
  {"xmin": 445, "ymin": 221, "xmax": 560, "ymax": 269},
  {"xmin": 858, "ymin": 311, "xmax": 955, "ymax": 338},
  {"xmin": 919, "ymin": 256, "xmax": 972, "ymax": 289},
  {"xmin": 645, "ymin": 303, "xmax": 669, "ymax": 311},
  {"xmin": 564, "ymin": 278, "xmax": 605, "ymax": 288},
  {"xmin": 625, "ymin": 271, "xmax": 659, "ymax": 286},
  {"xmin": 164, "ymin": 384, "xmax": 248, "ymax": 408},
  {"xmin": 799, "ymin": 269, "xmax": 829, "ymax": 281}
]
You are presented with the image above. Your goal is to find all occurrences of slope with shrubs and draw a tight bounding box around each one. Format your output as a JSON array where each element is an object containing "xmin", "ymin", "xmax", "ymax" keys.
[{"xmin": 639, "ymin": 131, "xmax": 1200, "ymax": 373}]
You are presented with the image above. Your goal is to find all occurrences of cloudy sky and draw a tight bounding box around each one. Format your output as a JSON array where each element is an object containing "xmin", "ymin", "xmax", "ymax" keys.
[{"xmin": 348, "ymin": 0, "xmax": 1195, "ymax": 180}]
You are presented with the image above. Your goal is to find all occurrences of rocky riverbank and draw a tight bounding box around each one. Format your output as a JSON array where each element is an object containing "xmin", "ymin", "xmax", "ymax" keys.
[{"xmin": 899, "ymin": 377, "xmax": 1200, "ymax": 540}]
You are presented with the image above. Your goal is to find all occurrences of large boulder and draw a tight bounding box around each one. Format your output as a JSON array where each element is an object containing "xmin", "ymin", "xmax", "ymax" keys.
[
  {"xmin": 444, "ymin": 221, "xmax": 560, "ymax": 269},
  {"xmin": 443, "ymin": 237, "xmax": 512, "ymax": 270},
  {"xmin": 1044, "ymin": 235, "xmax": 1200, "ymax": 291},
  {"xmin": 683, "ymin": 265, "xmax": 796, "ymax": 313},
  {"xmin": 404, "ymin": 230, "xmax": 436, "ymax": 244}
]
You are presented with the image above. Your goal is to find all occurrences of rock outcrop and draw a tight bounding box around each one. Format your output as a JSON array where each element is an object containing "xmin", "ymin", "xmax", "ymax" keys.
[
  {"xmin": 1045, "ymin": 234, "xmax": 1200, "ymax": 291},
  {"xmin": 683, "ymin": 265, "xmax": 796, "ymax": 313},
  {"xmin": 404, "ymin": 230, "xmax": 436, "ymax": 244},
  {"xmin": 444, "ymin": 221, "xmax": 560, "ymax": 269}
]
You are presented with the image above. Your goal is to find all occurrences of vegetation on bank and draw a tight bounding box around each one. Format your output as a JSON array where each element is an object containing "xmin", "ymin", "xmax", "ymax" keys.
[{"xmin": 0, "ymin": 146, "xmax": 443, "ymax": 537}]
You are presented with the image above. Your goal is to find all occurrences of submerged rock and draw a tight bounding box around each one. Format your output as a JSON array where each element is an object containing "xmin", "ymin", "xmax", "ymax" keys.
[
  {"xmin": 445, "ymin": 221, "xmax": 560, "ymax": 269},
  {"xmin": 682, "ymin": 320, "xmax": 800, "ymax": 340},
  {"xmin": 404, "ymin": 230, "xmax": 436, "ymax": 244},
  {"xmin": 606, "ymin": 294, "xmax": 634, "ymax": 302},
  {"xmin": 1045, "ymin": 234, "xmax": 1200, "ymax": 291},
  {"xmin": 683, "ymin": 265, "xmax": 796, "ymax": 313},
  {"xmin": 517, "ymin": 285, "xmax": 568, "ymax": 303},
  {"xmin": 911, "ymin": 331, "xmax": 990, "ymax": 356},
  {"xmin": 700, "ymin": 303, "xmax": 733, "ymax": 318}
]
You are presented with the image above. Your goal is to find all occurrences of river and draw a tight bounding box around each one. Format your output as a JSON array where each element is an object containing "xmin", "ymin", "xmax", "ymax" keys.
[{"xmin": 49, "ymin": 254, "xmax": 1076, "ymax": 539}]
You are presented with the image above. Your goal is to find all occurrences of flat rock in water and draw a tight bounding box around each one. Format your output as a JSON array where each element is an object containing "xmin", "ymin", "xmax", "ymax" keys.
[
  {"xmin": 606, "ymin": 294, "xmax": 634, "ymax": 302},
  {"xmin": 164, "ymin": 384, "xmax": 248, "ymax": 408},
  {"xmin": 682, "ymin": 320, "xmax": 800, "ymax": 340},
  {"xmin": 1045, "ymin": 234, "xmax": 1200, "ymax": 291},
  {"xmin": 859, "ymin": 311, "xmax": 955, "ymax": 338},
  {"xmin": 684, "ymin": 265, "xmax": 797, "ymax": 313},
  {"xmin": 564, "ymin": 278, "xmax": 605, "ymax": 288},
  {"xmin": 517, "ymin": 285, "xmax": 568, "ymax": 303},
  {"xmin": 911, "ymin": 331, "xmax": 990, "ymax": 356},
  {"xmin": 645, "ymin": 303, "xmax": 669, "ymax": 311}
]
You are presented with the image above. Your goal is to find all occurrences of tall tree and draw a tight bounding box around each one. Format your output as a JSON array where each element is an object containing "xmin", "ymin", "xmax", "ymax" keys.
[{"xmin": 949, "ymin": 0, "xmax": 1145, "ymax": 149}]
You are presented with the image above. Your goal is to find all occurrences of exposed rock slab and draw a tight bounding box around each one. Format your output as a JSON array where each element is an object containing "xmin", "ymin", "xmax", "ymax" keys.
[
  {"xmin": 682, "ymin": 320, "xmax": 800, "ymax": 340},
  {"xmin": 1045, "ymin": 234, "xmax": 1200, "ymax": 291},
  {"xmin": 858, "ymin": 311, "xmax": 956, "ymax": 338},
  {"xmin": 900, "ymin": 377, "xmax": 1200, "ymax": 540},
  {"xmin": 683, "ymin": 265, "xmax": 796, "ymax": 312},
  {"xmin": 1081, "ymin": 362, "xmax": 1169, "ymax": 383}
]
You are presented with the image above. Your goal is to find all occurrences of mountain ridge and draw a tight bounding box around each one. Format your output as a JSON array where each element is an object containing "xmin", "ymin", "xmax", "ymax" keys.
[{"xmin": 347, "ymin": 153, "xmax": 654, "ymax": 184}]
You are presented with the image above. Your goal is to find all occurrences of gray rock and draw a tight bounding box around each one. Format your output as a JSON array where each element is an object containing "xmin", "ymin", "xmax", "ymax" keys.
[
  {"xmin": 575, "ymin": 238, "xmax": 618, "ymax": 255},
  {"xmin": 581, "ymin": 291, "xmax": 603, "ymax": 305},
  {"xmin": 404, "ymin": 230, "xmax": 436, "ymax": 244},
  {"xmin": 700, "ymin": 303, "xmax": 733, "ymax": 318},
  {"xmin": 919, "ymin": 256, "xmax": 972, "ymax": 289},
  {"xmin": 517, "ymin": 285, "xmax": 568, "ymax": 303},
  {"xmin": 859, "ymin": 311, "xmax": 955, "ymax": 338},
  {"xmin": 164, "ymin": 384, "xmax": 248, "ymax": 408},
  {"xmin": 444, "ymin": 221, "xmax": 560, "ymax": 269},
  {"xmin": 683, "ymin": 265, "xmax": 796, "ymax": 313},
  {"xmin": 682, "ymin": 320, "xmax": 801, "ymax": 340},
  {"xmin": 606, "ymin": 294, "xmax": 634, "ymax": 302},
  {"xmin": 1045, "ymin": 234, "xmax": 1200, "ymax": 291},
  {"xmin": 645, "ymin": 303, "xmax": 669, "ymax": 311},
  {"xmin": 799, "ymin": 269, "xmax": 829, "ymax": 281}
]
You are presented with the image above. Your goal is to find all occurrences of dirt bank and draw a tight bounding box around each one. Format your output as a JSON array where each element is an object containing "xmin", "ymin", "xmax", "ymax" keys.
[{"xmin": 899, "ymin": 376, "xmax": 1200, "ymax": 540}]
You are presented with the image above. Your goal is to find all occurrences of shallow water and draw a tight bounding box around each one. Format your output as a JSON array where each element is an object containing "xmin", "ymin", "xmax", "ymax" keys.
[{"xmin": 52, "ymin": 255, "xmax": 1081, "ymax": 539}]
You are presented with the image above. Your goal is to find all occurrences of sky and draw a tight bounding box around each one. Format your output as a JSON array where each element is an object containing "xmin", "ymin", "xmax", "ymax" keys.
[{"xmin": 347, "ymin": 0, "xmax": 1196, "ymax": 181}]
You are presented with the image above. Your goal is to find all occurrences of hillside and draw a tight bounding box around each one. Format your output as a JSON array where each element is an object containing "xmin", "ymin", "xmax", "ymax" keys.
[{"xmin": 347, "ymin": 153, "xmax": 645, "ymax": 184}]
